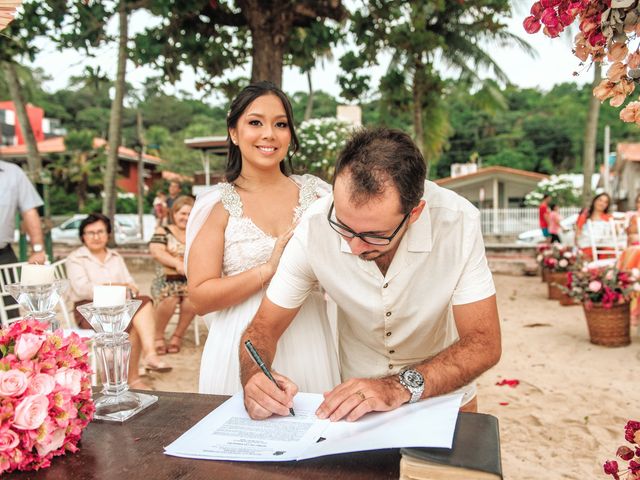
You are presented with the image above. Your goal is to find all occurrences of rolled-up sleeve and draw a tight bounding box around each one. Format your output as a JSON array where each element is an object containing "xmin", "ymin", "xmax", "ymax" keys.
[
  {"xmin": 451, "ymin": 213, "xmax": 495, "ymax": 305},
  {"xmin": 266, "ymin": 224, "xmax": 317, "ymax": 310}
]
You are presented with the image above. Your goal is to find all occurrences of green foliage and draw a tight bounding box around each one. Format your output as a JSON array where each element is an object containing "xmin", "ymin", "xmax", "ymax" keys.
[
  {"xmin": 346, "ymin": 0, "xmax": 522, "ymax": 164},
  {"xmin": 296, "ymin": 117, "xmax": 352, "ymax": 180},
  {"xmin": 337, "ymin": 51, "xmax": 370, "ymax": 102},
  {"xmin": 290, "ymin": 90, "xmax": 339, "ymax": 125}
]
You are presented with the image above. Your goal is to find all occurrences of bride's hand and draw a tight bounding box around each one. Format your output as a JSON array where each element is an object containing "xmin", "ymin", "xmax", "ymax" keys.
[{"xmin": 265, "ymin": 225, "xmax": 296, "ymax": 279}]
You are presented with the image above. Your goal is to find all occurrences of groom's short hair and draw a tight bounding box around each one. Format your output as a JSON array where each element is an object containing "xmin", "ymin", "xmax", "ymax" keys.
[{"xmin": 333, "ymin": 127, "xmax": 426, "ymax": 214}]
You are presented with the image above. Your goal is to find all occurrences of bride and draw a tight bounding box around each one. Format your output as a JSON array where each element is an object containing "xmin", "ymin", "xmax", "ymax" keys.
[{"xmin": 185, "ymin": 81, "xmax": 340, "ymax": 395}]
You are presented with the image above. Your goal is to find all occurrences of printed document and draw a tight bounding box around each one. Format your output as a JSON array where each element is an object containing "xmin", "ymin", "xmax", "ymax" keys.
[{"xmin": 164, "ymin": 392, "xmax": 463, "ymax": 462}]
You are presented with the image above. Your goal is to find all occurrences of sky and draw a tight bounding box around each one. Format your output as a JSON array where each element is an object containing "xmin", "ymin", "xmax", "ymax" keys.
[{"xmin": 27, "ymin": 5, "xmax": 592, "ymax": 106}]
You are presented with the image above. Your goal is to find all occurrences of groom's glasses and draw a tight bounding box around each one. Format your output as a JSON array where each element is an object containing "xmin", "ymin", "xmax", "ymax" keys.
[{"xmin": 327, "ymin": 202, "xmax": 410, "ymax": 246}]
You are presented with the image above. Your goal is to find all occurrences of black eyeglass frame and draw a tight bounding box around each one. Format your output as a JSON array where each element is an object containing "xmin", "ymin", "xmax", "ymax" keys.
[{"xmin": 327, "ymin": 201, "xmax": 411, "ymax": 246}]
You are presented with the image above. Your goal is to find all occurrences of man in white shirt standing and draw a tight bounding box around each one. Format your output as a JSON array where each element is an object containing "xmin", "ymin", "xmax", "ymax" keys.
[{"xmin": 240, "ymin": 128, "xmax": 501, "ymax": 421}]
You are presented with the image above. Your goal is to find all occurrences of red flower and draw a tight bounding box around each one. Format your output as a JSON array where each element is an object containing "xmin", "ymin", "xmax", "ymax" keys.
[
  {"xmin": 616, "ymin": 446, "xmax": 635, "ymax": 461},
  {"xmin": 523, "ymin": 16, "xmax": 542, "ymax": 34},
  {"xmin": 496, "ymin": 379, "xmax": 520, "ymax": 387},
  {"xmin": 625, "ymin": 421, "xmax": 640, "ymax": 443},
  {"xmin": 604, "ymin": 460, "xmax": 619, "ymax": 476},
  {"xmin": 541, "ymin": 7, "xmax": 560, "ymax": 27},
  {"xmin": 530, "ymin": 2, "xmax": 544, "ymax": 18}
]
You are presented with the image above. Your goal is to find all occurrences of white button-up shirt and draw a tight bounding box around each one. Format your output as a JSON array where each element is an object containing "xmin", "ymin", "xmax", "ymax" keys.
[{"xmin": 267, "ymin": 180, "xmax": 495, "ymax": 401}]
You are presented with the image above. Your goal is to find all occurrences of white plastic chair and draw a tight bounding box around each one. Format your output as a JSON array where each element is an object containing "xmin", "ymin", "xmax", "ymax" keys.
[
  {"xmin": 51, "ymin": 258, "xmax": 98, "ymax": 385},
  {"xmin": 586, "ymin": 219, "xmax": 626, "ymax": 268},
  {"xmin": 172, "ymin": 302, "xmax": 206, "ymax": 346},
  {"xmin": 0, "ymin": 261, "xmax": 28, "ymax": 328}
]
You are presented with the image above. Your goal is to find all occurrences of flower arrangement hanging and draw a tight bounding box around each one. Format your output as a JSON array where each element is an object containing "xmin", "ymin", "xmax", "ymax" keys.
[{"xmin": 523, "ymin": 0, "xmax": 640, "ymax": 126}]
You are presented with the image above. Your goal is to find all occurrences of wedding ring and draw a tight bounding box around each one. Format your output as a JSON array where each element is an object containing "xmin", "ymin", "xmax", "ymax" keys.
[{"xmin": 355, "ymin": 390, "xmax": 365, "ymax": 402}]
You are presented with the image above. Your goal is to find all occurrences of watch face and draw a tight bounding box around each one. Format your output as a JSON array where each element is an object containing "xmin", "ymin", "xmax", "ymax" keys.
[{"xmin": 402, "ymin": 370, "xmax": 424, "ymax": 388}]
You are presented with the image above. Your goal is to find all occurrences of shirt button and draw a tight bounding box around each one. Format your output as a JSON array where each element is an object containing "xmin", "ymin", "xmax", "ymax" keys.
[
  {"xmin": 388, "ymin": 364, "xmax": 393, "ymax": 369},
  {"xmin": 385, "ymin": 311, "xmax": 391, "ymax": 317},
  {"xmin": 389, "ymin": 349, "xmax": 395, "ymax": 354},
  {"xmin": 383, "ymin": 283, "xmax": 388, "ymax": 288},
  {"xmin": 386, "ymin": 332, "xmax": 392, "ymax": 337}
]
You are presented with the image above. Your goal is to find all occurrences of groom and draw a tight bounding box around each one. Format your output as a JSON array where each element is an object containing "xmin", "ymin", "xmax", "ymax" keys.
[{"xmin": 240, "ymin": 127, "xmax": 501, "ymax": 421}]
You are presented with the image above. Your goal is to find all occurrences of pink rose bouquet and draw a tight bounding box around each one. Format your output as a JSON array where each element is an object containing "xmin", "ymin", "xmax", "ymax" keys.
[
  {"xmin": 564, "ymin": 264, "xmax": 639, "ymax": 308},
  {"xmin": 604, "ymin": 420, "xmax": 640, "ymax": 479},
  {"xmin": 0, "ymin": 318, "xmax": 94, "ymax": 474}
]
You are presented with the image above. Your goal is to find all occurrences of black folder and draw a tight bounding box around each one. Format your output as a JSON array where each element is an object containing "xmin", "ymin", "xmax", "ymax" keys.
[{"xmin": 400, "ymin": 412, "xmax": 502, "ymax": 479}]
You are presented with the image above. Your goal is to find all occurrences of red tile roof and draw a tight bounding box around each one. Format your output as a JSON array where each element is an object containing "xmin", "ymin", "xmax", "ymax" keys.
[{"xmin": 0, "ymin": 136, "xmax": 163, "ymax": 165}]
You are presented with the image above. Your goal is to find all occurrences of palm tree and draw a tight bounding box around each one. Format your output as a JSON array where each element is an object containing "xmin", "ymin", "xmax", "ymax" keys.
[{"xmin": 350, "ymin": 0, "xmax": 534, "ymax": 174}]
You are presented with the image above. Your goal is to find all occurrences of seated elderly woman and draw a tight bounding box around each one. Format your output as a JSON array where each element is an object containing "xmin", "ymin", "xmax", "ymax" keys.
[
  {"xmin": 149, "ymin": 195, "xmax": 196, "ymax": 355},
  {"xmin": 67, "ymin": 213, "xmax": 172, "ymax": 390}
]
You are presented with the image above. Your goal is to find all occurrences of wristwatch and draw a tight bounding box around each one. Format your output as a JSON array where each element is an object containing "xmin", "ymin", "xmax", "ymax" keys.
[
  {"xmin": 32, "ymin": 244, "xmax": 44, "ymax": 253},
  {"xmin": 398, "ymin": 369, "xmax": 425, "ymax": 404}
]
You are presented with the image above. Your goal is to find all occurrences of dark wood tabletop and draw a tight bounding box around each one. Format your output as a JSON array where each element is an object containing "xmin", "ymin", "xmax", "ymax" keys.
[{"xmin": 5, "ymin": 390, "xmax": 401, "ymax": 480}]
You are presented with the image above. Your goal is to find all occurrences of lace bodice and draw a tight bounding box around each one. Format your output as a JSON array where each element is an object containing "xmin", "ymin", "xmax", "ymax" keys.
[{"xmin": 219, "ymin": 176, "xmax": 322, "ymax": 276}]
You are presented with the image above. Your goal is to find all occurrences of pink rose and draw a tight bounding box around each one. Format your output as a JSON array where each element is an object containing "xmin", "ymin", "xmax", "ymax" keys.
[
  {"xmin": 14, "ymin": 333, "xmax": 45, "ymax": 361},
  {"xmin": 54, "ymin": 368, "xmax": 82, "ymax": 396},
  {"xmin": 0, "ymin": 430, "xmax": 19, "ymax": 452},
  {"xmin": 589, "ymin": 280, "xmax": 602, "ymax": 292},
  {"xmin": 35, "ymin": 428, "xmax": 66, "ymax": 457},
  {"xmin": 13, "ymin": 394, "xmax": 49, "ymax": 430},
  {"xmin": 0, "ymin": 370, "xmax": 28, "ymax": 397},
  {"xmin": 29, "ymin": 374, "xmax": 56, "ymax": 396}
]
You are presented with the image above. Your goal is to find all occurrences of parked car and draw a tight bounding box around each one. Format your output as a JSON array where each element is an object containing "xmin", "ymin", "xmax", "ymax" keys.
[
  {"xmin": 14, "ymin": 214, "xmax": 156, "ymax": 246},
  {"xmin": 516, "ymin": 214, "xmax": 579, "ymax": 246}
]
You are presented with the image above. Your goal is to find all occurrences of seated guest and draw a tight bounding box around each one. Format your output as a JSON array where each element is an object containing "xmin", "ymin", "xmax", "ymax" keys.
[
  {"xmin": 67, "ymin": 213, "xmax": 172, "ymax": 390},
  {"xmin": 149, "ymin": 195, "xmax": 196, "ymax": 354},
  {"xmin": 575, "ymin": 193, "xmax": 613, "ymax": 260}
]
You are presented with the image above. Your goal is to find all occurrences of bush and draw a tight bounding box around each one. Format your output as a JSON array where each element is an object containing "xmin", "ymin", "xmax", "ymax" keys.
[
  {"xmin": 525, "ymin": 174, "xmax": 582, "ymax": 207},
  {"xmin": 295, "ymin": 117, "xmax": 353, "ymax": 181}
]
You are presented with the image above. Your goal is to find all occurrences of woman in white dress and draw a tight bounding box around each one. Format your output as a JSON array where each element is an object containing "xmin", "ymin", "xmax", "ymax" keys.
[{"xmin": 185, "ymin": 81, "xmax": 340, "ymax": 395}]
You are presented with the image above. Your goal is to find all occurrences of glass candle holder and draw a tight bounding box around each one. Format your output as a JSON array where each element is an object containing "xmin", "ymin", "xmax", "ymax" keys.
[
  {"xmin": 76, "ymin": 300, "xmax": 157, "ymax": 422},
  {"xmin": 6, "ymin": 280, "xmax": 69, "ymax": 331}
]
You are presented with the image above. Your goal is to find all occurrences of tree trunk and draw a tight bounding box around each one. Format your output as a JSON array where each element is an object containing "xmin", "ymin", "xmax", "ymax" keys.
[
  {"xmin": 582, "ymin": 62, "xmax": 602, "ymax": 208},
  {"xmin": 304, "ymin": 69, "xmax": 314, "ymax": 121},
  {"xmin": 412, "ymin": 59, "xmax": 426, "ymax": 174},
  {"xmin": 240, "ymin": 0, "xmax": 293, "ymax": 87},
  {"xmin": 1, "ymin": 61, "xmax": 42, "ymax": 179},
  {"xmin": 136, "ymin": 110, "xmax": 145, "ymax": 241},
  {"xmin": 78, "ymin": 152, "xmax": 88, "ymax": 211},
  {"xmin": 103, "ymin": 1, "xmax": 128, "ymax": 244}
]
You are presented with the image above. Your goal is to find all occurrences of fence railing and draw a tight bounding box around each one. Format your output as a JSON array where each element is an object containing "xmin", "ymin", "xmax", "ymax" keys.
[{"xmin": 479, "ymin": 207, "xmax": 581, "ymax": 235}]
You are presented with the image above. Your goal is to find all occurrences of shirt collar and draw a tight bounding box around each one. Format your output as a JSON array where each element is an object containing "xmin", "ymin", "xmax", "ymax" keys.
[{"xmin": 76, "ymin": 245, "xmax": 119, "ymax": 262}]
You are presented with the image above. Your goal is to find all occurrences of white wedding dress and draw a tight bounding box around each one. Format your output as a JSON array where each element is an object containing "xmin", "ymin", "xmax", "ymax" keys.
[{"xmin": 186, "ymin": 174, "xmax": 340, "ymax": 395}]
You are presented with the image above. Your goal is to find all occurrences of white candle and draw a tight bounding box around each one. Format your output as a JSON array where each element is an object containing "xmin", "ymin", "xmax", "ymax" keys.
[
  {"xmin": 20, "ymin": 264, "xmax": 56, "ymax": 286},
  {"xmin": 93, "ymin": 285, "xmax": 126, "ymax": 308}
]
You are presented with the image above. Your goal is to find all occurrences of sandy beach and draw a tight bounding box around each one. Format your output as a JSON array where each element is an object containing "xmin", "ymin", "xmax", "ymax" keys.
[{"xmin": 128, "ymin": 270, "xmax": 640, "ymax": 479}]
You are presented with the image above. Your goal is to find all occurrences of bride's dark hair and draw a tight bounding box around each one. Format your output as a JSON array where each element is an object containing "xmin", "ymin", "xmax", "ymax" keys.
[{"xmin": 225, "ymin": 81, "xmax": 299, "ymax": 183}]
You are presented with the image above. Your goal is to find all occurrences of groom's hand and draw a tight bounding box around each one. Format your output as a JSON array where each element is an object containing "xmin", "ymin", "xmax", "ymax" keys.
[
  {"xmin": 243, "ymin": 372, "xmax": 298, "ymax": 420},
  {"xmin": 316, "ymin": 377, "xmax": 409, "ymax": 422}
]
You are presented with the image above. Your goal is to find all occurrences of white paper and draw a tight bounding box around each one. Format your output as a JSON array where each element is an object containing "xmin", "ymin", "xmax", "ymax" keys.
[{"xmin": 164, "ymin": 391, "xmax": 463, "ymax": 462}]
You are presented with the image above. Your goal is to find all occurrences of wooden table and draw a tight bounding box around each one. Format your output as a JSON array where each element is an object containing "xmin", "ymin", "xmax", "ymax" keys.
[{"xmin": 5, "ymin": 390, "xmax": 401, "ymax": 480}]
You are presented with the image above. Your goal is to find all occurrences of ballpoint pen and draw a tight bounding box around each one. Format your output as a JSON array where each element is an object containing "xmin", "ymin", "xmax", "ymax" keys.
[{"xmin": 244, "ymin": 339, "xmax": 295, "ymax": 416}]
